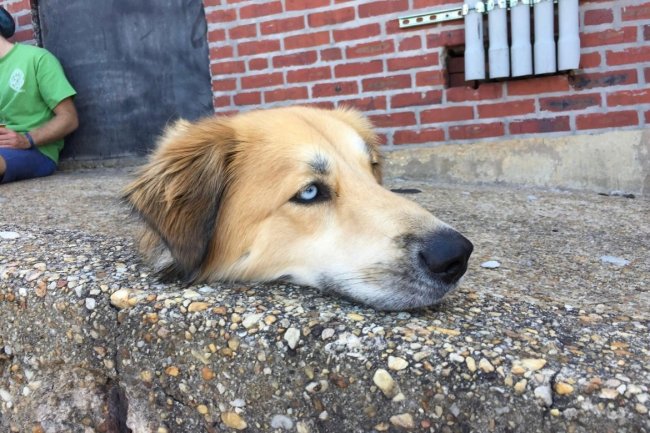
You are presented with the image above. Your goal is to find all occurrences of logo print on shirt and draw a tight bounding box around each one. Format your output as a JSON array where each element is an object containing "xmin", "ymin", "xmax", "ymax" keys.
[{"xmin": 9, "ymin": 68, "xmax": 25, "ymax": 92}]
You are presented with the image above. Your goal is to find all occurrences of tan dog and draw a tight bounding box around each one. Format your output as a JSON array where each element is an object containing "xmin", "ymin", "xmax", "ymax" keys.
[{"xmin": 124, "ymin": 106, "xmax": 473, "ymax": 310}]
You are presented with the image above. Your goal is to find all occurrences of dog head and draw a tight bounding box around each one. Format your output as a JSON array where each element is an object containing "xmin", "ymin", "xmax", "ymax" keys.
[{"xmin": 124, "ymin": 106, "xmax": 473, "ymax": 310}]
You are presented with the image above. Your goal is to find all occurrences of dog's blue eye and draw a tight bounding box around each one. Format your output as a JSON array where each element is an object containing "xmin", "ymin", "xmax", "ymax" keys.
[
  {"xmin": 300, "ymin": 185, "xmax": 319, "ymax": 201},
  {"xmin": 292, "ymin": 182, "xmax": 330, "ymax": 205}
]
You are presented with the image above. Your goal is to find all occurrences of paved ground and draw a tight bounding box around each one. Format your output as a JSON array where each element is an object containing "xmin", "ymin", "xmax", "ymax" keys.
[{"xmin": 0, "ymin": 167, "xmax": 648, "ymax": 433}]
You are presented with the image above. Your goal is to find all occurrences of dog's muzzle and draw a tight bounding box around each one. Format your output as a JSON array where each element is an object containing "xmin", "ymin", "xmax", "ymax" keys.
[{"xmin": 418, "ymin": 229, "xmax": 474, "ymax": 285}]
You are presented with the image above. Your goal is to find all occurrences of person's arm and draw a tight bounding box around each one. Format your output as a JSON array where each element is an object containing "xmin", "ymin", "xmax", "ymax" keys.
[{"xmin": 0, "ymin": 97, "xmax": 78, "ymax": 149}]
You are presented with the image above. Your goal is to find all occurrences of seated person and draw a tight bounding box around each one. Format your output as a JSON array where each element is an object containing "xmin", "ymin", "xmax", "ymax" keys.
[{"xmin": 0, "ymin": 6, "xmax": 78, "ymax": 184}]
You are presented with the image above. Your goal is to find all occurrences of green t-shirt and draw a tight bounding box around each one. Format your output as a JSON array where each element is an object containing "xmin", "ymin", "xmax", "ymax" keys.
[{"xmin": 0, "ymin": 44, "xmax": 76, "ymax": 163}]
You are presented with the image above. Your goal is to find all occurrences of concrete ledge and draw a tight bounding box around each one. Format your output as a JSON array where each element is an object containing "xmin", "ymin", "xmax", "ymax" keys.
[
  {"xmin": 385, "ymin": 129, "xmax": 650, "ymax": 195},
  {"xmin": 1, "ymin": 170, "xmax": 648, "ymax": 432}
]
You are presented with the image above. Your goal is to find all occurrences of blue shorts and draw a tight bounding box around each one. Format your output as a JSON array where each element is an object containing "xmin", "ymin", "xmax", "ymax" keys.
[{"xmin": 0, "ymin": 147, "xmax": 57, "ymax": 184}]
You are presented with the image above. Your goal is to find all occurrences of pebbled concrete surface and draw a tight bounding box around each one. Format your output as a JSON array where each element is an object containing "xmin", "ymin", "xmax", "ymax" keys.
[{"xmin": 0, "ymin": 167, "xmax": 648, "ymax": 433}]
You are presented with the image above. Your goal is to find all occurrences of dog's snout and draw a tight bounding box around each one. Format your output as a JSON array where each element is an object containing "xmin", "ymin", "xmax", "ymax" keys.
[{"xmin": 419, "ymin": 230, "xmax": 473, "ymax": 284}]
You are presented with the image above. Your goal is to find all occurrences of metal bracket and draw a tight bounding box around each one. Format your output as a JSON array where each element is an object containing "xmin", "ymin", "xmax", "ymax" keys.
[
  {"xmin": 398, "ymin": 0, "xmax": 558, "ymax": 29},
  {"xmin": 398, "ymin": 8, "xmax": 464, "ymax": 28}
]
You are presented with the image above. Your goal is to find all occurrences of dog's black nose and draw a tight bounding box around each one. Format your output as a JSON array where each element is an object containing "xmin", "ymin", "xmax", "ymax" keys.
[{"xmin": 419, "ymin": 230, "xmax": 473, "ymax": 284}]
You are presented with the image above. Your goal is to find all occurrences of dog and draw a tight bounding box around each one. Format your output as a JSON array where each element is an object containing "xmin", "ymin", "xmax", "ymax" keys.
[{"xmin": 124, "ymin": 106, "xmax": 473, "ymax": 310}]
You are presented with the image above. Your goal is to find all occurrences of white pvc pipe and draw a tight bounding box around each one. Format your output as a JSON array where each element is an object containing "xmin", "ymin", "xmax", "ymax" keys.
[
  {"xmin": 464, "ymin": 0, "xmax": 486, "ymax": 80},
  {"xmin": 534, "ymin": 0, "xmax": 556, "ymax": 74},
  {"xmin": 558, "ymin": 0, "xmax": 580, "ymax": 70},
  {"xmin": 488, "ymin": 1, "xmax": 509, "ymax": 78},
  {"xmin": 510, "ymin": 1, "xmax": 532, "ymax": 77}
]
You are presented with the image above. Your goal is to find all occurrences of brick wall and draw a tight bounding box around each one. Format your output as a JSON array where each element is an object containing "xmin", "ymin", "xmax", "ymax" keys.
[
  {"xmin": 4, "ymin": 0, "xmax": 649, "ymax": 148},
  {"xmin": 204, "ymin": 0, "xmax": 650, "ymax": 147},
  {"xmin": 0, "ymin": 0, "xmax": 35, "ymax": 44}
]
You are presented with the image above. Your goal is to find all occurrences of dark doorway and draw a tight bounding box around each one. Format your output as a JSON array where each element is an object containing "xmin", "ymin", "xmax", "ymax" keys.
[{"xmin": 37, "ymin": 0, "xmax": 214, "ymax": 160}]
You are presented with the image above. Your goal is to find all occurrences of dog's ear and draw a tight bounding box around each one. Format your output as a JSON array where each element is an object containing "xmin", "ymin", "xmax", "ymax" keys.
[
  {"xmin": 330, "ymin": 106, "xmax": 383, "ymax": 183},
  {"xmin": 124, "ymin": 117, "xmax": 236, "ymax": 281}
]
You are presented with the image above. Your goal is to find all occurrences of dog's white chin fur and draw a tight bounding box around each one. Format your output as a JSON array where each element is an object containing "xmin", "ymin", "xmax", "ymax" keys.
[{"xmin": 313, "ymin": 276, "xmax": 456, "ymax": 311}]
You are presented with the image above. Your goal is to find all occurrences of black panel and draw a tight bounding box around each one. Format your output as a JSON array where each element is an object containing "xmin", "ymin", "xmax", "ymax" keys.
[{"xmin": 38, "ymin": 0, "xmax": 214, "ymax": 159}]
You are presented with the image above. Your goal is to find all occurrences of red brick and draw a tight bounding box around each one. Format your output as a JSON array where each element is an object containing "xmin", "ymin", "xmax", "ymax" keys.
[
  {"xmin": 426, "ymin": 29, "xmax": 465, "ymax": 48},
  {"xmin": 287, "ymin": 67, "xmax": 331, "ymax": 83},
  {"xmin": 16, "ymin": 14, "xmax": 31, "ymax": 27},
  {"xmin": 346, "ymin": 40, "xmax": 394, "ymax": 59},
  {"xmin": 207, "ymin": 29, "xmax": 226, "ymax": 43},
  {"xmin": 273, "ymin": 51, "xmax": 318, "ymax": 68},
  {"xmin": 416, "ymin": 70, "xmax": 445, "ymax": 87},
  {"xmin": 260, "ymin": 16, "xmax": 304, "ymax": 35},
  {"xmin": 507, "ymin": 75, "xmax": 570, "ymax": 96},
  {"xmin": 335, "ymin": 61, "xmax": 383, "ymax": 78},
  {"xmin": 478, "ymin": 100, "xmax": 535, "ymax": 119},
  {"xmin": 333, "ymin": 24, "xmax": 381, "ymax": 42},
  {"xmin": 576, "ymin": 110, "xmax": 639, "ymax": 130},
  {"xmin": 338, "ymin": 96, "xmax": 387, "ymax": 112},
  {"xmin": 421, "ymin": 106, "xmax": 474, "ymax": 123},
  {"xmin": 446, "ymin": 83, "xmax": 503, "ymax": 102},
  {"xmin": 394, "ymin": 128, "xmax": 445, "ymax": 145},
  {"xmin": 607, "ymin": 46, "xmax": 650, "ymax": 65},
  {"xmin": 540, "ymin": 94, "xmax": 602, "ymax": 112},
  {"xmin": 510, "ymin": 117, "xmax": 570, "ymax": 135},
  {"xmin": 387, "ymin": 53, "xmax": 439, "ymax": 72},
  {"xmin": 581, "ymin": 27, "xmax": 637, "ymax": 48},
  {"xmin": 645, "ymin": 24, "xmax": 650, "ymax": 41},
  {"xmin": 212, "ymin": 78, "xmax": 237, "ymax": 92},
  {"xmin": 369, "ymin": 112, "xmax": 417, "ymax": 128},
  {"xmin": 391, "ymin": 90, "xmax": 443, "ymax": 109},
  {"xmin": 314, "ymin": 101, "xmax": 339, "ymax": 110},
  {"xmin": 229, "ymin": 24, "xmax": 256, "ymax": 39},
  {"xmin": 238, "ymin": 39, "xmax": 280, "ymax": 56},
  {"xmin": 249, "ymin": 58, "xmax": 268, "ymax": 71},
  {"xmin": 211, "ymin": 46, "xmax": 234, "ymax": 60},
  {"xmin": 312, "ymin": 81, "xmax": 359, "ymax": 98},
  {"xmin": 241, "ymin": 72, "xmax": 283, "ymax": 89},
  {"xmin": 584, "ymin": 9, "xmax": 614, "ymax": 25},
  {"xmin": 358, "ymin": 0, "xmax": 409, "ymax": 18},
  {"xmin": 580, "ymin": 52, "xmax": 601, "ymax": 69},
  {"xmin": 204, "ymin": 0, "xmax": 221, "ymax": 6},
  {"xmin": 265, "ymin": 87, "xmax": 309, "ymax": 103},
  {"xmin": 321, "ymin": 48, "xmax": 343, "ymax": 61},
  {"xmin": 286, "ymin": 0, "xmax": 329, "ymax": 10},
  {"xmin": 449, "ymin": 122, "xmax": 505, "ymax": 140},
  {"xmin": 570, "ymin": 69, "xmax": 637, "ymax": 90},
  {"xmin": 308, "ymin": 7, "xmax": 356, "ymax": 27},
  {"xmin": 213, "ymin": 95, "xmax": 231, "ymax": 108},
  {"xmin": 362, "ymin": 75, "xmax": 412, "ymax": 92},
  {"xmin": 207, "ymin": 9, "xmax": 236, "ymax": 22},
  {"xmin": 607, "ymin": 89, "xmax": 650, "ymax": 107},
  {"xmin": 398, "ymin": 35, "xmax": 422, "ymax": 51},
  {"xmin": 645, "ymin": 67, "xmax": 650, "ymax": 83},
  {"xmin": 413, "ymin": 0, "xmax": 452, "ymax": 7},
  {"xmin": 384, "ymin": 18, "xmax": 402, "ymax": 35},
  {"xmin": 234, "ymin": 92, "xmax": 262, "ymax": 106},
  {"xmin": 622, "ymin": 3, "xmax": 650, "ymax": 21},
  {"xmin": 645, "ymin": 110, "xmax": 650, "ymax": 124},
  {"xmin": 210, "ymin": 60, "xmax": 245, "ymax": 75},
  {"xmin": 239, "ymin": 1, "xmax": 283, "ymax": 19},
  {"xmin": 285, "ymin": 31, "xmax": 330, "ymax": 49}
]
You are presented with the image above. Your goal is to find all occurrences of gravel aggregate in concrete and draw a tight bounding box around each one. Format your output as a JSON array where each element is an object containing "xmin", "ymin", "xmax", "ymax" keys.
[{"xmin": 0, "ymin": 167, "xmax": 648, "ymax": 433}]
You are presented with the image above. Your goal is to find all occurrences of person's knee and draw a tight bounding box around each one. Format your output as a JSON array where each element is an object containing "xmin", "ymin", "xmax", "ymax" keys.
[{"xmin": 0, "ymin": 156, "xmax": 6, "ymax": 176}]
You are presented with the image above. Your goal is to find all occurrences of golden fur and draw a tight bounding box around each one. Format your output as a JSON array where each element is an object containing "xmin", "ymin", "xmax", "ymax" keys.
[{"xmin": 125, "ymin": 106, "xmax": 472, "ymax": 310}]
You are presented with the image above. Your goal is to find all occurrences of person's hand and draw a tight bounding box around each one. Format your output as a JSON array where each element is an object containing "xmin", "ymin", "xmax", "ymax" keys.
[{"xmin": 0, "ymin": 127, "xmax": 31, "ymax": 149}]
